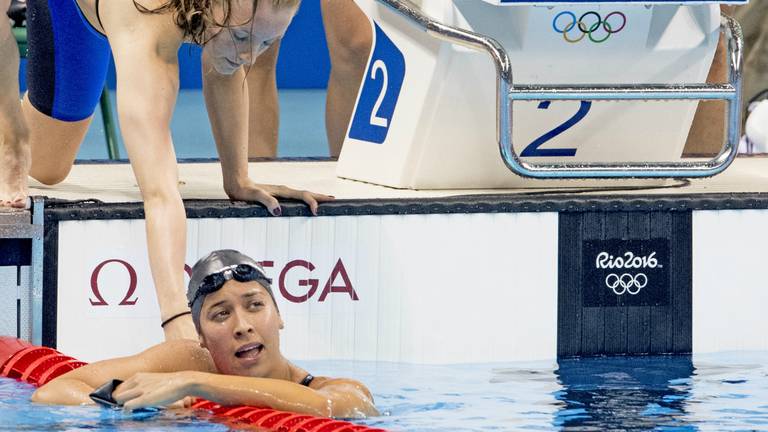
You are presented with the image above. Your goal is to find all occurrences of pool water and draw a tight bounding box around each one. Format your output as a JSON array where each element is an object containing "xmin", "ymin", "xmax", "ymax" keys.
[{"xmin": 2, "ymin": 353, "xmax": 768, "ymax": 431}]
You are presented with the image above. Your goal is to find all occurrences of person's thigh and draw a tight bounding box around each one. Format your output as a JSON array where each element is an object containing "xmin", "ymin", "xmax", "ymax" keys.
[{"xmin": 25, "ymin": 0, "xmax": 110, "ymax": 184}]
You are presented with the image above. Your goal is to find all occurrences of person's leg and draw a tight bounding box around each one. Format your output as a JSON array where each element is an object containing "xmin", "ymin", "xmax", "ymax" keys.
[
  {"xmin": 0, "ymin": 0, "xmax": 30, "ymax": 208},
  {"xmin": 321, "ymin": 0, "xmax": 371, "ymax": 157},
  {"xmin": 681, "ymin": 6, "xmax": 734, "ymax": 157},
  {"xmin": 679, "ymin": 4, "xmax": 768, "ymax": 157},
  {"xmin": 681, "ymin": 35, "xmax": 728, "ymax": 157},
  {"xmin": 23, "ymin": 0, "xmax": 104, "ymax": 184},
  {"xmin": 734, "ymin": 1, "xmax": 768, "ymax": 113},
  {"xmin": 246, "ymin": 41, "xmax": 281, "ymax": 158},
  {"xmin": 24, "ymin": 98, "xmax": 92, "ymax": 185}
]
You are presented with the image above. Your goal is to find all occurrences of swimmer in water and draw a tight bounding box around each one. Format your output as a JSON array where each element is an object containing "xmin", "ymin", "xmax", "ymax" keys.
[
  {"xmin": 1, "ymin": 0, "xmax": 333, "ymax": 341},
  {"xmin": 31, "ymin": 249, "xmax": 378, "ymax": 418}
]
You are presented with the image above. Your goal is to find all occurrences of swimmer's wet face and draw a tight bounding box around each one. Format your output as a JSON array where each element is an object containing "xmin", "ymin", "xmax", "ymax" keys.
[
  {"xmin": 187, "ymin": 250, "xmax": 284, "ymax": 376},
  {"xmin": 204, "ymin": 0, "xmax": 299, "ymax": 74},
  {"xmin": 197, "ymin": 279, "xmax": 285, "ymax": 377}
]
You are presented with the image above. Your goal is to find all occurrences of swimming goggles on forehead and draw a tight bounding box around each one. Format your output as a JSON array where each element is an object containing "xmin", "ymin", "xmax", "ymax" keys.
[{"xmin": 189, "ymin": 264, "xmax": 272, "ymax": 307}]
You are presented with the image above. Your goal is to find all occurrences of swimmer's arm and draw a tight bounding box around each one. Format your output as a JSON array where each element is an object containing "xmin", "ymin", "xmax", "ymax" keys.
[
  {"xmin": 97, "ymin": 8, "xmax": 195, "ymax": 340},
  {"xmin": 31, "ymin": 340, "xmax": 215, "ymax": 405},
  {"xmin": 201, "ymin": 51, "xmax": 333, "ymax": 215},
  {"xmin": 201, "ymin": 51, "xmax": 251, "ymax": 198},
  {"xmin": 187, "ymin": 373, "xmax": 378, "ymax": 418}
]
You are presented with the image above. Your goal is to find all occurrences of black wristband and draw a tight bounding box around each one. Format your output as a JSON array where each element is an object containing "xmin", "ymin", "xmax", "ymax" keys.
[
  {"xmin": 90, "ymin": 379, "xmax": 123, "ymax": 408},
  {"xmin": 161, "ymin": 311, "xmax": 192, "ymax": 328}
]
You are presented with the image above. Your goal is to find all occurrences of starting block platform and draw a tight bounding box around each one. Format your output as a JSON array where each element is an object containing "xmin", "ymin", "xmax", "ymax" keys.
[
  {"xmin": 339, "ymin": 0, "xmax": 747, "ymax": 187},
  {"xmin": 0, "ymin": 158, "xmax": 766, "ymax": 364}
]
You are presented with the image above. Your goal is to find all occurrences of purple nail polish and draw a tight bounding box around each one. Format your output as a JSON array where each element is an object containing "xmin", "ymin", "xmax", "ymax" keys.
[{"xmin": 273, "ymin": 207, "xmax": 282, "ymax": 216}]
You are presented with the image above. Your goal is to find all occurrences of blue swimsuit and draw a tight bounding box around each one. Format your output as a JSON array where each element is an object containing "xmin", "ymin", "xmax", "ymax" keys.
[{"xmin": 26, "ymin": 0, "xmax": 111, "ymax": 122}]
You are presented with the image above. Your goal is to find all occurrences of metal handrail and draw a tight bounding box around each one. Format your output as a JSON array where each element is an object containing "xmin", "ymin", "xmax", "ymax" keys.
[{"xmin": 377, "ymin": 0, "xmax": 744, "ymax": 179}]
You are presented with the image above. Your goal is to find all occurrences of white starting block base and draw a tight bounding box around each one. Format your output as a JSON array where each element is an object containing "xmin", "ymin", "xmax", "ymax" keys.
[{"xmin": 338, "ymin": 1, "xmax": 724, "ymax": 189}]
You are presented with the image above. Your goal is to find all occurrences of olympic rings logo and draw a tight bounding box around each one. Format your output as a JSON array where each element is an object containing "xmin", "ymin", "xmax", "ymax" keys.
[
  {"xmin": 605, "ymin": 273, "xmax": 647, "ymax": 296},
  {"xmin": 552, "ymin": 11, "xmax": 627, "ymax": 44}
]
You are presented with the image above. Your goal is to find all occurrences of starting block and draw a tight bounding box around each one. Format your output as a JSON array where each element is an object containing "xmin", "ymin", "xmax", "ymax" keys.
[{"xmin": 338, "ymin": 0, "xmax": 747, "ymax": 188}]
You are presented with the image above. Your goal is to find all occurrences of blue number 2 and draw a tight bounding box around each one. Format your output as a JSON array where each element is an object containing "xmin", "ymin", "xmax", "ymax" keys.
[{"xmin": 520, "ymin": 100, "xmax": 592, "ymax": 157}]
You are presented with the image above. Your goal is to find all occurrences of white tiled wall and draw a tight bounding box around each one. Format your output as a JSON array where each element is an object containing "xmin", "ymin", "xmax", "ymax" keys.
[{"xmin": 56, "ymin": 212, "xmax": 559, "ymax": 364}]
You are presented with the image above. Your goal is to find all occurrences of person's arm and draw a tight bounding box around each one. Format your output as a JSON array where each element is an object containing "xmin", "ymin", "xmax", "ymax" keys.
[
  {"xmin": 30, "ymin": 340, "xmax": 215, "ymax": 405},
  {"xmin": 202, "ymin": 50, "xmax": 334, "ymax": 217},
  {"xmin": 113, "ymin": 371, "xmax": 379, "ymax": 418},
  {"xmin": 245, "ymin": 40, "xmax": 281, "ymax": 158},
  {"xmin": 193, "ymin": 375, "xmax": 378, "ymax": 418},
  {"xmin": 321, "ymin": 0, "xmax": 372, "ymax": 157},
  {"xmin": 96, "ymin": 3, "xmax": 196, "ymax": 341}
]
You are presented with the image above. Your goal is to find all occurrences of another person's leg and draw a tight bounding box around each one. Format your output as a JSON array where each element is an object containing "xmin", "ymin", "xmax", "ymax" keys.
[
  {"xmin": 734, "ymin": 1, "xmax": 768, "ymax": 111},
  {"xmin": 246, "ymin": 41, "xmax": 281, "ymax": 158},
  {"xmin": 681, "ymin": 6, "xmax": 734, "ymax": 157},
  {"xmin": 23, "ymin": 0, "xmax": 99, "ymax": 185},
  {"xmin": 0, "ymin": 0, "xmax": 30, "ymax": 208},
  {"xmin": 24, "ymin": 101, "xmax": 93, "ymax": 185},
  {"xmin": 681, "ymin": 35, "xmax": 728, "ymax": 157},
  {"xmin": 321, "ymin": 0, "xmax": 371, "ymax": 157}
]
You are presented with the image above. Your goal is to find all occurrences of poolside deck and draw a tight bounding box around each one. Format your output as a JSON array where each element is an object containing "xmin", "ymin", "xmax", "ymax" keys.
[{"xmin": 28, "ymin": 156, "xmax": 768, "ymax": 204}]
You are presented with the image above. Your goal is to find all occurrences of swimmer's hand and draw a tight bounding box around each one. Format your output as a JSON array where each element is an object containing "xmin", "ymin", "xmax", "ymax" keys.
[
  {"xmin": 224, "ymin": 179, "xmax": 334, "ymax": 216},
  {"xmin": 112, "ymin": 371, "xmax": 198, "ymax": 411},
  {"xmin": 167, "ymin": 396, "xmax": 196, "ymax": 409}
]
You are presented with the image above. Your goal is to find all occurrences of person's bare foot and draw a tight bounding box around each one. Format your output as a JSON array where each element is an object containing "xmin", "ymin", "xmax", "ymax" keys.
[{"xmin": 0, "ymin": 131, "xmax": 31, "ymax": 209}]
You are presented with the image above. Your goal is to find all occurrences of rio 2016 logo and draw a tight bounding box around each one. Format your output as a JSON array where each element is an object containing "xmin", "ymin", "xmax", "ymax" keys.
[
  {"xmin": 595, "ymin": 251, "xmax": 660, "ymax": 296},
  {"xmin": 552, "ymin": 11, "xmax": 627, "ymax": 44}
]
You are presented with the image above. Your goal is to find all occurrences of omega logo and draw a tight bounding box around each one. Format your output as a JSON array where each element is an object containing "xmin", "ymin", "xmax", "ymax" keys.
[
  {"xmin": 89, "ymin": 259, "xmax": 139, "ymax": 306},
  {"xmin": 89, "ymin": 258, "xmax": 359, "ymax": 306},
  {"xmin": 266, "ymin": 259, "xmax": 359, "ymax": 304}
]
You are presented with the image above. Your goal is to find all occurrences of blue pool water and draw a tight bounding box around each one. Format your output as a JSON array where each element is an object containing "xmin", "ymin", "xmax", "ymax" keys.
[
  {"xmin": 76, "ymin": 90, "xmax": 330, "ymax": 160},
  {"xmin": 2, "ymin": 353, "xmax": 768, "ymax": 431}
]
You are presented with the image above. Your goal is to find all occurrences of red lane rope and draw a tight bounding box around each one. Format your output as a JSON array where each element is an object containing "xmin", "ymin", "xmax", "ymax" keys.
[{"xmin": 0, "ymin": 337, "xmax": 387, "ymax": 432}]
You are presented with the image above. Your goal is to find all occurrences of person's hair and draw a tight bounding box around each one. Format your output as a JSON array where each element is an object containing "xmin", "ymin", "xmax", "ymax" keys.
[{"xmin": 133, "ymin": 0, "xmax": 301, "ymax": 45}]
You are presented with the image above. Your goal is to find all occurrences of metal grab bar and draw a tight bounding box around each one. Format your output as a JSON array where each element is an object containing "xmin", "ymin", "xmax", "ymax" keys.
[{"xmin": 377, "ymin": 0, "xmax": 744, "ymax": 179}]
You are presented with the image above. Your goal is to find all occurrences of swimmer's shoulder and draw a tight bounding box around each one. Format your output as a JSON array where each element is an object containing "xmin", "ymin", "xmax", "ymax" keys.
[
  {"xmin": 98, "ymin": 0, "xmax": 184, "ymax": 50},
  {"xmin": 308, "ymin": 376, "xmax": 379, "ymax": 417},
  {"xmin": 309, "ymin": 376, "xmax": 374, "ymax": 401}
]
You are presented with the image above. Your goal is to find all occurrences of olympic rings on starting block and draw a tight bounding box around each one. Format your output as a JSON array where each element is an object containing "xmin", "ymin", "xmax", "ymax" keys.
[{"xmin": 552, "ymin": 11, "xmax": 627, "ymax": 44}]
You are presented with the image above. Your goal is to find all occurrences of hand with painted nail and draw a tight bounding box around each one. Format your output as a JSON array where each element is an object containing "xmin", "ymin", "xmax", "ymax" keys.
[{"xmin": 224, "ymin": 179, "xmax": 334, "ymax": 216}]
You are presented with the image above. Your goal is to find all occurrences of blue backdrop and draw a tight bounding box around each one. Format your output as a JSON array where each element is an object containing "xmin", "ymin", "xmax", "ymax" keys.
[{"xmin": 19, "ymin": 0, "xmax": 331, "ymax": 91}]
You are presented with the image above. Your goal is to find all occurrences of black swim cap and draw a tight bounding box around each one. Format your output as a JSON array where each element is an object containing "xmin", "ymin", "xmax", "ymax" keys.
[{"xmin": 187, "ymin": 250, "xmax": 276, "ymax": 330}]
